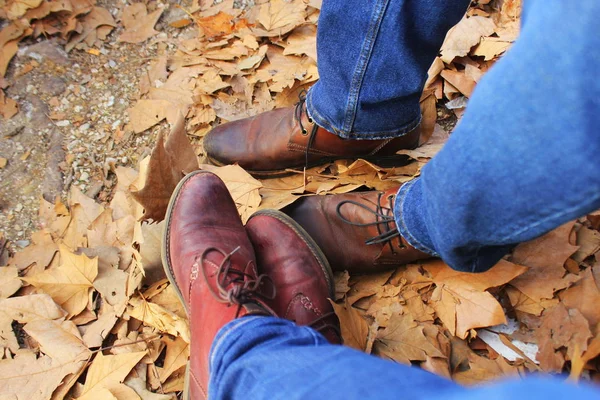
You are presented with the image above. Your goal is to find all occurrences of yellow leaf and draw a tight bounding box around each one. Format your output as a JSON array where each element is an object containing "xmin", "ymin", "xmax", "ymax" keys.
[
  {"xmin": 24, "ymin": 319, "xmax": 91, "ymax": 365},
  {"xmin": 329, "ymin": 299, "xmax": 369, "ymax": 351},
  {"xmin": 158, "ymin": 336, "xmax": 189, "ymax": 383},
  {"xmin": 79, "ymin": 351, "xmax": 146, "ymax": 399},
  {"xmin": 128, "ymin": 296, "xmax": 190, "ymax": 342},
  {"xmin": 257, "ymin": 0, "xmax": 306, "ymax": 34},
  {"xmin": 0, "ymin": 293, "xmax": 66, "ymax": 322},
  {"xmin": 0, "ymin": 265, "xmax": 21, "ymax": 298},
  {"xmin": 440, "ymin": 16, "xmax": 496, "ymax": 63},
  {"xmin": 24, "ymin": 244, "xmax": 98, "ymax": 318},
  {"xmin": 118, "ymin": 3, "xmax": 163, "ymax": 44}
]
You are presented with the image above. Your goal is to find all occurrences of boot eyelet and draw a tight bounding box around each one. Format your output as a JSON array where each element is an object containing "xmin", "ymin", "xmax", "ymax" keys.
[
  {"xmin": 308, "ymin": 117, "xmax": 314, "ymax": 124},
  {"xmin": 301, "ymin": 129, "xmax": 308, "ymax": 135}
]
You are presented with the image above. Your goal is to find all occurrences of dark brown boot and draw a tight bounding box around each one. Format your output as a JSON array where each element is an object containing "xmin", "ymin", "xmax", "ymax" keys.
[
  {"xmin": 284, "ymin": 189, "xmax": 432, "ymax": 273},
  {"xmin": 246, "ymin": 209, "xmax": 341, "ymax": 344},
  {"xmin": 203, "ymin": 98, "xmax": 420, "ymax": 177}
]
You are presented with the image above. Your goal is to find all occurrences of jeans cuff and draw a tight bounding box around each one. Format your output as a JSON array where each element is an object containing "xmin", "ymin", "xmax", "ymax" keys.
[
  {"xmin": 305, "ymin": 86, "xmax": 422, "ymax": 140},
  {"xmin": 394, "ymin": 179, "xmax": 440, "ymax": 257}
]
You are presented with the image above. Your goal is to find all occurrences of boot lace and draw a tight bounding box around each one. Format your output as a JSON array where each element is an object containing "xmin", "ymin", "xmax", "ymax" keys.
[
  {"xmin": 200, "ymin": 246, "xmax": 276, "ymax": 316},
  {"xmin": 294, "ymin": 91, "xmax": 320, "ymax": 169},
  {"xmin": 335, "ymin": 193, "xmax": 405, "ymax": 255}
]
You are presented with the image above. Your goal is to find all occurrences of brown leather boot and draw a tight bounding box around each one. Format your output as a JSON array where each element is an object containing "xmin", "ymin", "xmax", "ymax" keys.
[
  {"xmin": 284, "ymin": 188, "xmax": 432, "ymax": 273},
  {"xmin": 246, "ymin": 209, "xmax": 341, "ymax": 344},
  {"xmin": 203, "ymin": 98, "xmax": 420, "ymax": 177},
  {"xmin": 162, "ymin": 171, "xmax": 274, "ymax": 399}
]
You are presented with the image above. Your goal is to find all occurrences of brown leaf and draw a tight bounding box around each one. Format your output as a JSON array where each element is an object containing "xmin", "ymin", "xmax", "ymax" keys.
[
  {"xmin": 330, "ymin": 299, "xmax": 370, "ymax": 351},
  {"xmin": 535, "ymin": 303, "xmax": 592, "ymax": 372},
  {"xmin": 0, "ymin": 89, "xmax": 18, "ymax": 119},
  {"xmin": 440, "ymin": 16, "xmax": 496, "ymax": 63},
  {"xmin": 0, "ymin": 266, "xmax": 21, "ymax": 299},
  {"xmin": 333, "ymin": 271, "xmax": 350, "ymax": 301},
  {"xmin": 132, "ymin": 115, "xmax": 199, "ymax": 222},
  {"xmin": 118, "ymin": 3, "xmax": 163, "ymax": 43},
  {"xmin": 560, "ymin": 267, "xmax": 600, "ymax": 327},
  {"xmin": 65, "ymin": 7, "xmax": 116, "ymax": 52},
  {"xmin": 453, "ymin": 352, "xmax": 518, "ymax": 385},
  {"xmin": 157, "ymin": 336, "xmax": 189, "ymax": 383},
  {"xmin": 5, "ymin": 0, "xmax": 43, "ymax": 19},
  {"xmin": 440, "ymin": 69, "xmax": 476, "ymax": 98},
  {"xmin": 506, "ymin": 286, "xmax": 558, "ymax": 316},
  {"xmin": 283, "ymin": 25, "xmax": 317, "ymax": 61},
  {"xmin": 572, "ymin": 226, "xmax": 600, "ymax": 263},
  {"xmin": 570, "ymin": 333, "xmax": 600, "ymax": 381},
  {"xmin": 0, "ymin": 20, "xmax": 32, "ymax": 76},
  {"xmin": 472, "ymin": 38, "xmax": 512, "ymax": 61},
  {"xmin": 510, "ymin": 222, "xmax": 580, "ymax": 302},
  {"xmin": 0, "ymin": 293, "xmax": 66, "ymax": 322},
  {"xmin": 374, "ymin": 312, "xmax": 444, "ymax": 364},
  {"xmin": 127, "ymin": 99, "xmax": 172, "ymax": 133},
  {"xmin": 196, "ymin": 11, "xmax": 236, "ymax": 38},
  {"xmin": 78, "ymin": 351, "xmax": 146, "ymax": 399}
]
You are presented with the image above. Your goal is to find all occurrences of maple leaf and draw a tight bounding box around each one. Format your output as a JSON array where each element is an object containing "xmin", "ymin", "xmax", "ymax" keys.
[
  {"xmin": 196, "ymin": 11, "xmax": 236, "ymax": 38},
  {"xmin": 78, "ymin": 351, "xmax": 146, "ymax": 399},
  {"xmin": 24, "ymin": 318, "xmax": 91, "ymax": 365},
  {"xmin": 374, "ymin": 312, "xmax": 444, "ymax": 364},
  {"xmin": 132, "ymin": 115, "xmax": 199, "ymax": 222},
  {"xmin": 5, "ymin": 0, "xmax": 43, "ymax": 19},
  {"xmin": 256, "ymin": 0, "xmax": 306, "ymax": 35},
  {"xmin": 0, "ymin": 265, "xmax": 21, "ymax": 298},
  {"xmin": 440, "ymin": 15, "xmax": 496, "ymax": 63},
  {"xmin": 510, "ymin": 222, "xmax": 580, "ymax": 303},
  {"xmin": 0, "ymin": 293, "xmax": 66, "ymax": 322},
  {"xmin": 65, "ymin": 7, "xmax": 116, "ymax": 52},
  {"xmin": 24, "ymin": 244, "xmax": 98, "ymax": 318},
  {"xmin": 157, "ymin": 336, "xmax": 189, "ymax": 383},
  {"xmin": 128, "ymin": 296, "xmax": 190, "ymax": 341},
  {"xmin": 535, "ymin": 303, "xmax": 592, "ymax": 372},
  {"xmin": 330, "ymin": 299, "xmax": 370, "ymax": 351},
  {"xmin": 118, "ymin": 3, "xmax": 163, "ymax": 44},
  {"xmin": 560, "ymin": 267, "xmax": 600, "ymax": 326},
  {"xmin": 0, "ymin": 88, "xmax": 18, "ymax": 119}
]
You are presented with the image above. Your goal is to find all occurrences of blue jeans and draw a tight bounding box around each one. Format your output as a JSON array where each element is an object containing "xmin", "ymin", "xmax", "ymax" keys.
[
  {"xmin": 207, "ymin": 0, "xmax": 600, "ymax": 398},
  {"xmin": 209, "ymin": 317, "xmax": 598, "ymax": 399}
]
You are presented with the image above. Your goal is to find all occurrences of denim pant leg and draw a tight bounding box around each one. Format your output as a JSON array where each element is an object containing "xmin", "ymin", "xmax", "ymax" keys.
[
  {"xmin": 208, "ymin": 317, "xmax": 599, "ymax": 399},
  {"xmin": 393, "ymin": 0, "xmax": 600, "ymax": 273},
  {"xmin": 306, "ymin": 0, "xmax": 470, "ymax": 139}
]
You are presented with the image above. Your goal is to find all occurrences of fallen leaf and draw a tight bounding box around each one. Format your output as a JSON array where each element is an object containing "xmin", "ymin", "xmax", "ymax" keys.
[
  {"xmin": 256, "ymin": 0, "xmax": 306, "ymax": 36},
  {"xmin": 560, "ymin": 267, "xmax": 600, "ymax": 327},
  {"xmin": 128, "ymin": 296, "xmax": 189, "ymax": 341},
  {"xmin": 283, "ymin": 25, "xmax": 317, "ymax": 61},
  {"xmin": 119, "ymin": 3, "xmax": 164, "ymax": 43},
  {"xmin": 196, "ymin": 11, "xmax": 236, "ymax": 38},
  {"xmin": 0, "ymin": 293, "xmax": 66, "ymax": 322},
  {"xmin": 0, "ymin": 89, "xmax": 18, "ymax": 119},
  {"xmin": 132, "ymin": 115, "xmax": 199, "ymax": 222},
  {"xmin": 572, "ymin": 226, "xmax": 600, "ymax": 263},
  {"xmin": 5, "ymin": 0, "xmax": 43, "ymax": 19},
  {"xmin": 472, "ymin": 37, "xmax": 512, "ymax": 60},
  {"xmin": 374, "ymin": 312, "xmax": 444, "ymax": 364},
  {"xmin": 78, "ymin": 351, "xmax": 146, "ymax": 399},
  {"xmin": 510, "ymin": 222, "xmax": 580, "ymax": 302},
  {"xmin": 66, "ymin": 7, "xmax": 116, "ymax": 52},
  {"xmin": 440, "ymin": 16, "xmax": 496, "ymax": 63},
  {"xmin": 24, "ymin": 319, "xmax": 91, "ymax": 365},
  {"xmin": 24, "ymin": 244, "xmax": 98, "ymax": 318},
  {"xmin": 330, "ymin": 299, "xmax": 370, "ymax": 351},
  {"xmin": 570, "ymin": 334, "xmax": 600, "ymax": 381},
  {"xmin": 157, "ymin": 336, "xmax": 189, "ymax": 383},
  {"xmin": 535, "ymin": 303, "xmax": 591, "ymax": 372},
  {"xmin": 440, "ymin": 69, "xmax": 476, "ymax": 97},
  {"xmin": 127, "ymin": 99, "xmax": 172, "ymax": 133},
  {"xmin": 453, "ymin": 352, "xmax": 518, "ymax": 385},
  {"xmin": 0, "ymin": 266, "xmax": 21, "ymax": 298}
]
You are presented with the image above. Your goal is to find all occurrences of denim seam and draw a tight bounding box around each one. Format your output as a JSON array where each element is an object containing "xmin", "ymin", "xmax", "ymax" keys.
[
  {"xmin": 395, "ymin": 180, "xmax": 440, "ymax": 256},
  {"xmin": 341, "ymin": 0, "xmax": 390, "ymax": 134},
  {"xmin": 306, "ymin": 87, "xmax": 423, "ymax": 140}
]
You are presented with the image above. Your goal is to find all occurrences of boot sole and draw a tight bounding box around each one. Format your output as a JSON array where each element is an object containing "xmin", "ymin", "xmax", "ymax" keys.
[
  {"xmin": 247, "ymin": 209, "xmax": 335, "ymax": 297},
  {"xmin": 206, "ymin": 154, "xmax": 415, "ymax": 179},
  {"xmin": 161, "ymin": 170, "xmax": 212, "ymax": 400}
]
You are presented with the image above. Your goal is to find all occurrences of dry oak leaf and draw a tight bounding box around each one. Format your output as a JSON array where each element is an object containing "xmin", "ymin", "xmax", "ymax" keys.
[
  {"xmin": 118, "ymin": 3, "xmax": 164, "ymax": 43},
  {"xmin": 535, "ymin": 304, "xmax": 592, "ymax": 372},
  {"xmin": 78, "ymin": 351, "xmax": 147, "ymax": 399},
  {"xmin": 440, "ymin": 15, "xmax": 496, "ymax": 63},
  {"xmin": 330, "ymin": 299, "xmax": 370, "ymax": 351},
  {"xmin": 374, "ymin": 312, "xmax": 445, "ymax": 364},
  {"xmin": 256, "ymin": 0, "xmax": 306, "ymax": 36},
  {"xmin": 132, "ymin": 115, "xmax": 199, "ymax": 222},
  {"xmin": 0, "ymin": 351, "xmax": 85, "ymax": 400},
  {"xmin": 24, "ymin": 244, "xmax": 98, "ymax": 318},
  {"xmin": 510, "ymin": 222, "xmax": 580, "ymax": 302}
]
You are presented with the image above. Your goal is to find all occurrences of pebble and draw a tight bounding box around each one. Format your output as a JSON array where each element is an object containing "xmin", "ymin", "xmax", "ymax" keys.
[
  {"xmin": 79, "ymin": 123, "xmax": 90, "ymax": 131},
  {"xmin": 56, "ymin": 120, "xmax": 71, "ymax": 127},
  {"xmin": 108, "ymin": 60, "xmax": 117, "ymax": 68},
  {"xmin": 15, "ymin": 240, "xmax": 30, "ymax": 248},
  {"xmin": 15, "ymin": 203, "xmax": 23, "ymax": 212},
  {"xmin": 106, "ymin": 96, "xmax": 115, "ymax": 107},
  {"xmin": 80, "ymin": 171, "xmax": 90, "ymax": 181}
]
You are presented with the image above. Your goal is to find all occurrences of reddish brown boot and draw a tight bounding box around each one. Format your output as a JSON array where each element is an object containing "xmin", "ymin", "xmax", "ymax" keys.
[
  {"xmin": 161, "ymin": 171, "xmax": 274, "ymax": 399},
  {"xmin": 284, "ymin": 188, "xmax": 432, "ymax": 273},
  {"xmin": 246, "ymin": 209, "xmax": 341, "ymax": 344},
  {"xmin": 203, "ymin": 98, "xmax": 420, "ymax": 177}
]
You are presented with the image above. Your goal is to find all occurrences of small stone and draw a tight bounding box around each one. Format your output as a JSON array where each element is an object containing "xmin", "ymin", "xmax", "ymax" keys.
[
  {"xmin": 121, "ymin": 156, "xmax": 128, "ymax": 164},
  {"xmin": 15, "ymin": 240, "xmax": 30, "ymax": 248},
  {"xmin": 106, "ymin": 96, "xmax": 115, "ymax": 107},
  {"xmin": 15, "ymin": 203, "xmax": 23, "ymax": 212},
  {"xmin": 79, "ymin": 123, "xmax": 90, "ymax": 131},
  {"xmin": 80, "ymin": 171, "xmax": 90, "ymax": 181},
  {"xmin": 56, "ymin": 120, "xmax": 70, "ymax": 127},
  {"xmin": 14, "ymin": 224, "xmax": 21, "ymax": 230},
  {"xmin": 74, "ymin": 105, "xmax": 83, "ymax": 112},
  {"xmin": 108, "ymin": 60, "xmax": 117, "ymax": 68}
]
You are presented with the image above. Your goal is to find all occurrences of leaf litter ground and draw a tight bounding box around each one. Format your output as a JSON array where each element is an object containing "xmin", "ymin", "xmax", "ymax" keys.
[{"xmin": 1, "ymin": 0, "xmax": 600, "ymax": 398}]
